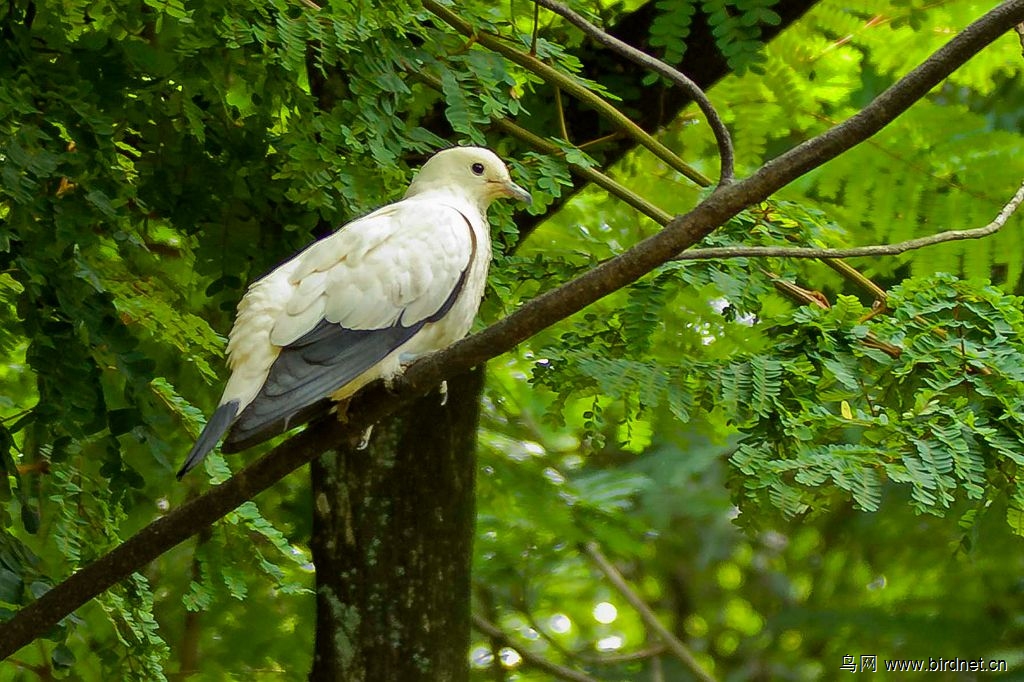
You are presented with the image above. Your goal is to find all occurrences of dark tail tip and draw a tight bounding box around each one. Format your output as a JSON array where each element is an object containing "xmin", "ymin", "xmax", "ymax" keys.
[{"xmin": 176, "ymin": 401, "xmax": 239, "ymax": 480}]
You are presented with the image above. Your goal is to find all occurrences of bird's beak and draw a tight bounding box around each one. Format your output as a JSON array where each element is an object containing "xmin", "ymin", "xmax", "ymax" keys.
[{"xmin": 497, "ymin": 180, "xmax": 532, "ymax": 204}]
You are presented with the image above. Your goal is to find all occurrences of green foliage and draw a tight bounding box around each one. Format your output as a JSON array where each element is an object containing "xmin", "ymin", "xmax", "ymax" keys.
[
  {"xmin": 649, "ymin": 0, "xmax": 698, "ymax": 65},
  {"xmin": 649, "ymin": 0, "xmax": 782, "ymax": 74},
  {"xmin": 95, "ymin": 574, "xmax": 170, "ymax": 681},
  {"xmin": 720, "ymin": 276, "xmax": 1024, "ymax": 526}
]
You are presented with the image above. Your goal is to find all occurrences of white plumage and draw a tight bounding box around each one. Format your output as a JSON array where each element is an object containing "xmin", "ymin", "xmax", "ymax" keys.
[{"xmin": 177, "ymin": 147, "xmax": 530, "ymax": 478}]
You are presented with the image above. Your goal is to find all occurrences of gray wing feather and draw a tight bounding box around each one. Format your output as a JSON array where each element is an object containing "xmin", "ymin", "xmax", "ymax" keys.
[{"xmin": 222, "ymin": 267, "xmax": 468, "ymax": 451}]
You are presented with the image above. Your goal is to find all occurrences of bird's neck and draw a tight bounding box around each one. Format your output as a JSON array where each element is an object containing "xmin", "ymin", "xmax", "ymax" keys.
[{"xmin": 404, "ymin": 187, "xmax": 490, "ymax": 216}]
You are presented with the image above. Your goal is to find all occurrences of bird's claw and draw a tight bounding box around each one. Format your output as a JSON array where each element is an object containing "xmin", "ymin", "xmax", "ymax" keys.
[
  {"xmin": 334, "ymin": 399, "xmax": 351, "ymax": 423},
  {"xmin": 357, "ymin": 425, "xmax": 374, "ymax": 450}
]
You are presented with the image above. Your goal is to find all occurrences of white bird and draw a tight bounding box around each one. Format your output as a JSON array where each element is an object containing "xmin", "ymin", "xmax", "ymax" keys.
[{"xmin": 177, "ymin": 147, "xmax": 530, "ymax": 478}]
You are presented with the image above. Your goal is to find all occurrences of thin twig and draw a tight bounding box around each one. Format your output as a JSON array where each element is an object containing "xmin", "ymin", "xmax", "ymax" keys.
[
  {"xmin": 471, "ymin": 614, "xmax": 600, "ymax": 682},
  {"xmin": 676, "ymin": 179, "xmax": 1024, "ymax": 261},
  {"xmin": 532, "ymin": 0, "xmax": 735, "ymax": 185},
  {"xmin": 581, "ymin": 542, "xmax": 717, "ymax": 682},
  {"xmin": 0, "ymin": 407, "xmax": 32, "ymax": 424},
  {"xmin": 554, "ymin": 86, "xmax": 570, "ymax": 141},
  {"xmin": 531, "ymin": 1, "xmax": 540, "ymax": 56},
  {"xmin": 577, "ymin": 644, "xmax": 668, "ymax": 664},
  {"xmin": 518, "ymin": 598, "xmax": 582, "ymax": 663},
  {"xmin": 820, "ymin": 258, "xmax": 889, "ymax": 307},
  {"xmin": 577, "ymin": 132, "xmax": 624, "ymax": 150},
  {"xmin": 760, "ymin": 267, "xmax": 903, "ymax": 358},
  {"xmin": 476, "ymin": 587, "xmax": 507, "ymax": 682}
]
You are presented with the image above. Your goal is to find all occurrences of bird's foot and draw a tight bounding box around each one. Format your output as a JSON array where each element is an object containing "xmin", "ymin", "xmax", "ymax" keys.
[
  {"xmin": 356, "ymin": 425, "xmax": 374, "ymax": 451},
  {"xmin": 439, "ymin": 380, "xmax": 448, "ymax": 406},
  {"xmin": 334, "ymin": 399, "xmax": 351, "ymax": 424}
]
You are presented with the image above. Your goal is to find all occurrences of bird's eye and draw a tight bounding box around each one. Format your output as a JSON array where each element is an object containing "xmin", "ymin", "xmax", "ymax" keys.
[{"xmin": 471, "ymin": 162, "xmax": 485, "ymax": 176}]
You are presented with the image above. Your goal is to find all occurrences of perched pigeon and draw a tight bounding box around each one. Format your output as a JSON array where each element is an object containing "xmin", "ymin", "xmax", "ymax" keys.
[{"xmin": 177, "ymin": 147, "xmax": 530, "ymax": 478}]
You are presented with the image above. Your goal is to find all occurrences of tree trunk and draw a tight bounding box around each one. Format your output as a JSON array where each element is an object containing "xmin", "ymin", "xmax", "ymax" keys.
[{"xmin": 309, "ymin": 369, "xmax": 483, "ymax": 681}]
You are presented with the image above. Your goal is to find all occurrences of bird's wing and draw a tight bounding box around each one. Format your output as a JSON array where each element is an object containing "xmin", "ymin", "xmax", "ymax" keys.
[{"xmin": 222, "ymin": 199, "xmax": 477, "ymax": 450}]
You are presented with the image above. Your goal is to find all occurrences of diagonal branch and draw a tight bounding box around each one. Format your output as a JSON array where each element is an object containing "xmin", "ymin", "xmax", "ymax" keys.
[
  {"xmin": 2, "ymin": 0, "xmax": 1022, "ymax": 660},
  {"xmin": 581, "ymin": 542, "xmax": 716, "ymax": 682},
  {"xmin": 532, "ymin": 0, "xmax": 735, "ymax": 185},
  {"xmin": 471, "ymin": 614, "xmax": 599, "ymax": 682},
  {"xmin": 676, "ymin": 179, "xmax": 1024, "ymax": 261}
]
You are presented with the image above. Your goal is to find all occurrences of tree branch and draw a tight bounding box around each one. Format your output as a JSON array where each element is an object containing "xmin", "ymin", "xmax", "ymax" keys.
[
  {"xmin": 676, "ymin": 179, "xmax": 1024, "ymax": 261},
  {"xmin": 578, "ymin": 644, "xmax": 667, "ymax": 665},
  {"xmin": 531, "ymin": 0, "xmax": 735, "ymax": 185},
  {"xmin": 471, "ymin": 614, "xmax": 599, "ymax": 682},
  {"xmin": 2, "ymin": 0, "xmax": 1022, "ymax": 659},
  {"xmin": 581, "ymin": 542, "xmax": 716, "ymax": 682}
]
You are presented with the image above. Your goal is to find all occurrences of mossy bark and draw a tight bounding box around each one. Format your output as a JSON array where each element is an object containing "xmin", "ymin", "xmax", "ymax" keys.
[{"xmin": 309, "ymin": 369, "xmax": 483, "ymax": 681}]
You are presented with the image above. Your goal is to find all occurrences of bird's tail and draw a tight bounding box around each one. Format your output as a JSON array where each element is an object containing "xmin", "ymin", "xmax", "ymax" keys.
[{"xmin": 177, "ymin": 400, "xmax": 240, "ymax": 479}]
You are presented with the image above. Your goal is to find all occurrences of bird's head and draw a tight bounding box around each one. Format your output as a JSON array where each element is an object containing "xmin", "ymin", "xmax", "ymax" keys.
[{"xmin": 405, "ymin": 146, "xmax": 532, "ymax": 209}]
